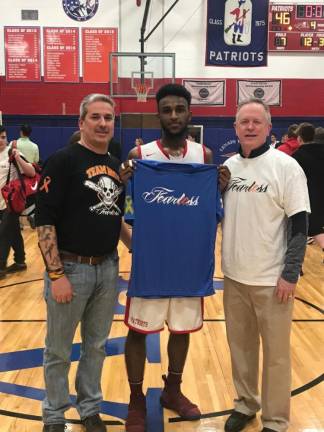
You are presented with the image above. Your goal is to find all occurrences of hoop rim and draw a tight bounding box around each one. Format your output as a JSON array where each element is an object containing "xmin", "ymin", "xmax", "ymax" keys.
[{"xmin": 134, "ymin": 83, "xmax": 149, "ymax": 102}]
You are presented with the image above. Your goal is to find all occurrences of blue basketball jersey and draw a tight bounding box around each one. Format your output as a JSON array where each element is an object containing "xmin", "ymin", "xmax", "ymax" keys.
[{"xmin": 128, "ymin": 160, "xmax": 223, "ymax": 298}]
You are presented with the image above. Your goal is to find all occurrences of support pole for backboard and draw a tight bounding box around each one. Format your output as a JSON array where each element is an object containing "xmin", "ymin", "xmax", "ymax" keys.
[
  {"xmin": 143, "ymin": 0, "xmax": 180, "ymax": 42},
  {"xmin": 140, "ymin": 0, "xmax": 152, "ymax": 82}
]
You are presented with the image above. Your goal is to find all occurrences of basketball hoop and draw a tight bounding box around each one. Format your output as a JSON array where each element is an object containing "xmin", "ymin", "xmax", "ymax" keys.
[
  {"xmin": 110, "ymin": 54, "xmax": 175, "ymax": 99},
  {"xmin": 135, "ymin": 83, "xmax": 148, "ymax": 103},
  {"xmin": 131, "ymin": 71, "xmax": 153, "ymax": 102}
]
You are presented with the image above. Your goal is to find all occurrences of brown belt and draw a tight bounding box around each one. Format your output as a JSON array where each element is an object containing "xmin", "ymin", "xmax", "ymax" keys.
[{"xmin": 60, "ymin": 252, "xmax": 108, "ymax": 266}]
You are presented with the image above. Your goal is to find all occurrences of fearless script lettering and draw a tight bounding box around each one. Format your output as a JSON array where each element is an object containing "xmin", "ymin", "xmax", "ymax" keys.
[
  {"xmin": 142, "ymin": 187, "xmax": 199, "ymax": 206},
  {"xmin": 227, "ymin": 177, "xmax": 269, "ymax": 193}
]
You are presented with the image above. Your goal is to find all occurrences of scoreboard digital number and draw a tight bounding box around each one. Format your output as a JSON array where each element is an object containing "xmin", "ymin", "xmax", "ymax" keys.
[{"xmin": 269, "ymin": 3, "xmax": 324, "ymax": 51}]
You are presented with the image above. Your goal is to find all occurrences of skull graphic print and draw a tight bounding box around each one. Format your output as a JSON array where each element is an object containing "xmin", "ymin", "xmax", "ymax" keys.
[{"xmin": 84, "ymin": 176, "xmax": 123, "ymax": 216}]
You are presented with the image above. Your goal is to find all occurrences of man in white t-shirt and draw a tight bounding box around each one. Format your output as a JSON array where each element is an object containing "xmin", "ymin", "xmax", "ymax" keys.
[{"xmin": 222, "ymin": 99, "xmax": 310, "ymax": 432}]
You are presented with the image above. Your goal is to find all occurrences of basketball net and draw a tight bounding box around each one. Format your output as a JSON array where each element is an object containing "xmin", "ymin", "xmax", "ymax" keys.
[{"xmin": 135, "ymin": 83, "xmax": 148, "ymax": 103}]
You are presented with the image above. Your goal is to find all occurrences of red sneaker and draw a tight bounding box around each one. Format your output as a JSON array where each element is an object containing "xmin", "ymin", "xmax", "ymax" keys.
[
  {"xmin": 160, "ymin": 375, "xmax": 201, "ymax": 420},
  {"xmin": 125, "ymin": 395, "xmax": 146, "ymax": 432}
]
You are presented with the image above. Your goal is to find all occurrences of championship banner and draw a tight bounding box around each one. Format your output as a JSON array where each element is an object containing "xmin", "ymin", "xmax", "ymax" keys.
[
  {"xmin": 206, "ymin": 0, "xmax": 269, "ymax": 67},
  {"xmin": 43, "ymin": 28, "xmax": 79, "ymax": 83},
  {"xmin": 82, "ymin": 28, "xmax": 118, "ymax": 83},
  {"xmin": 5, "ymin": 27, "xmax": 41, "ymax": 81},
  {"xmin": 237, "ymin": 80, "xmax": 282, "ymax": 106},
  {"xmin": 183, "ymin": 80, "xmax": 225, "ymax": 106}
]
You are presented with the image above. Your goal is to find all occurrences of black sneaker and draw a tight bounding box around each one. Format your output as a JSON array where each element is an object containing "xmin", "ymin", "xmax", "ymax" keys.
[
  {"xmin": 6, "ymin": 262, "xmax": 27, "ymax": 273},
  {"xmin": 82, "ymin": 414, "xmax": 106, "ymax": 432},
  {"xmin": 43, "ymin": 424, "xmax": 65, "ymax": 432},
  {"xmin": 225, "ymin": 411, "xmax": 256, "ymax": 432}
]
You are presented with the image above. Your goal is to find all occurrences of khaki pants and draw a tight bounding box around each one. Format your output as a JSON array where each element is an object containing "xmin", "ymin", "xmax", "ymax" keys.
[{"xmin": 223, "ymin": 277, "xmax": 293, "ymax": 432}]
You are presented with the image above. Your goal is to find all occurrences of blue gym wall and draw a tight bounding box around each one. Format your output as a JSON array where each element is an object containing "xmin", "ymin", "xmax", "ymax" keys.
[{"xmin": 4, "ymin": 114, "xmax": 324, "ymax": 165}]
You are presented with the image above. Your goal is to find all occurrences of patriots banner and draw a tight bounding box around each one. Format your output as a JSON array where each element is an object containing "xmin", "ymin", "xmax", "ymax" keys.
[
  {"xmin": 237, "ymin": 80, "xmax": 281, "ymax": 106},
  {"xmin": 183, "ymin": 80, "xmax": 225, "ymax": 106},
  {"xmin": 206, "ymin": 0, "xmax": 268, "ymax": 67}
]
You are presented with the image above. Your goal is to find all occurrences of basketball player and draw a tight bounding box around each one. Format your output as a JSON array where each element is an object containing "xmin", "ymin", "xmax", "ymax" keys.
[{"xmin": 120, "ymin": 83, "xmax": 230, "ymax": 432}]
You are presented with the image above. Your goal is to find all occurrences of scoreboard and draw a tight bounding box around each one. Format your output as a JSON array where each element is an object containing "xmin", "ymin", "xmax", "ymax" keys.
[{"xmin": 269, "ymin": 3, "xmax": 324, "ymax": 51}]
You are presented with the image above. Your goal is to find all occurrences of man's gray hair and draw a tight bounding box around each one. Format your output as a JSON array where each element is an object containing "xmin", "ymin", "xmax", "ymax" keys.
[
  {"xmin": 236, "ymin": 98, "xmax": 272, "ymax": 124},
  {"xmin": 79, "ymin": 93, "xmax": 115, "ymax": 120}
]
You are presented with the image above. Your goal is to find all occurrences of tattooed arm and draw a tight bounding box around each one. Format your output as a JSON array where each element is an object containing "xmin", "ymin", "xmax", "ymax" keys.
[
  {"xmin": 37, "ymin": 225, "xmax": 62, "ymax": 271},
  {"xmin": 37, "ymin": 225, "xmax": 73, "ymax": 303}
]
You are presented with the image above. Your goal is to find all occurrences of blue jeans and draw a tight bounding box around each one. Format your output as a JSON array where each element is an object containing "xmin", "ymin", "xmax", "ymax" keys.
[{"xmin": 42, "ymin": 251, "xmax": 119, "ymax": 425}]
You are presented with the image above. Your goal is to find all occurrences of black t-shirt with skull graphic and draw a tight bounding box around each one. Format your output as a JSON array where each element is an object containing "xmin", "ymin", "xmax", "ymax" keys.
[{"xmin": 35, "ymin": 143, "xmax": 125, "ymax": 256}]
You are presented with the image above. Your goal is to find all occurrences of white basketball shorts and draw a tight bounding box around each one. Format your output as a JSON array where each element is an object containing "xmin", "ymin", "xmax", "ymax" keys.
[{"xmin": 124, "ymin": 297, "xmax": 204, "ymax": 334}]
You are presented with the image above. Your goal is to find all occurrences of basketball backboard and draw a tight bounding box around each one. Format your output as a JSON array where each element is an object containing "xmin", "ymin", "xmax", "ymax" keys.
[{"xmin": 109, "ymin": 52, "xmax": 175, "ymax": 100}]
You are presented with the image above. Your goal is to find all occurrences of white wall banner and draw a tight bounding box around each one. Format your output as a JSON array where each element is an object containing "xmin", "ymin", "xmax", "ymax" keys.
[
  {"xmin": 237, "ymin": 80, "xmax": 281, "ymax": 106},
  {"xmin": 183, "ymin": 79, "xmax": 226, "ymax": 106}
]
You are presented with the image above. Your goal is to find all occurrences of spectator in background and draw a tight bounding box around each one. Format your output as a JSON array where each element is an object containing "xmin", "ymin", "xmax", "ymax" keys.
[
  {"xmin": 315, "ymin": 126, "xmax": 324, "ymax": 142},
  {"xmin": 296, "ymin": 122, "xmax": 315, "ymax": 147},
  {"xmin": 16, "ymin": 124, "xmax": 39, "ymax": 164},
  {"xmin": 270, "ymin": 132, "xmax": 280, "ymax": 148},
  {"xmin": 135, "ymin": 138, "xmax": 144, "ymax": 147},
  {"xmin": 278, "ymin": 133, "xmax": 288, "ymax": 148},
  {"xmin": 187, "ymin": 133, "xmax": 196, "ymax": 142},
  {"xmin": 0, "ymin": 129, "xmax": 36, "ymax": 279},
  {"xmin": 294, "ymin": 123, "xmax": 316, "ymax": 246},
  {"xmin": 277, "ymin": 124, "xmax": 300, "ymax": 156},
  {"xmin": 293, "ymin": 126, "xmax": 324, "ymax": 261}
]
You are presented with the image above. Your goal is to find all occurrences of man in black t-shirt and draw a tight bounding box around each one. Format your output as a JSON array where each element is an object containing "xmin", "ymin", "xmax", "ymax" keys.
[{"xmin": 36, "ymin": 94, "xmax": 127, "ymax": 432}]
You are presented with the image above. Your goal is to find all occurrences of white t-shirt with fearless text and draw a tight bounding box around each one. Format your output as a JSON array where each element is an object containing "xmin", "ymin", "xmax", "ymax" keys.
[{"xmin": 222, "ymin": 147, "xmax": 310, "ymax": 286}]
